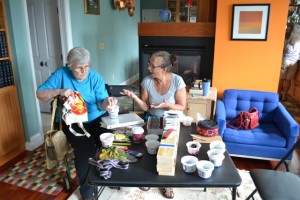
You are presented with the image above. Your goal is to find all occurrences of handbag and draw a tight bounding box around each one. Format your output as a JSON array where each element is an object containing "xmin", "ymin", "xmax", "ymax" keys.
[
  {"xmin": 226, "ymin": 107, "xmax": 260, "ymax": 130},
  {"xmin": 62, "ymin": 91, "xmax": 90, "ymax": 137},
  {"xmin": 45, "ymin": 97, "xmax": 70, "ymax": 170}
]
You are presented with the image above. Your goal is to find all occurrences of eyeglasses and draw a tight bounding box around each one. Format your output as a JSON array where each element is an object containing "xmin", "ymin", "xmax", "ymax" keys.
[
  {"xmin": 73, "ymin": 64, "xmax": 90, "ymax": 72},
  {"xmin": 147, "ymin": 61, "xmax": 161, "ymax": 69}
]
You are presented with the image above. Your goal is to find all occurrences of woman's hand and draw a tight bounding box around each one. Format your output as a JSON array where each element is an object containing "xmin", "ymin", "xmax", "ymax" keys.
[
  {"xmin": 150, "ymin": 99, "xmax": 169, "ymax": 109},
  {"xmin": 60, "ymin": 89, "xmax": 73, "ymax": 97},
  {"xmin": 106, "ymin": 97, "xmax": 118, "ymax": 112},
  {"xmin": 121, "ymin": 89, "xmax": 137, "ymax": 100}
]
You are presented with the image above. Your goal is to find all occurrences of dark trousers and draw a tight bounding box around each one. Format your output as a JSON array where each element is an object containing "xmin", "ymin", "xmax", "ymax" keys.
[{"xmin": 62, "ymin": 115, "xmax": 108, "ymax": 198}]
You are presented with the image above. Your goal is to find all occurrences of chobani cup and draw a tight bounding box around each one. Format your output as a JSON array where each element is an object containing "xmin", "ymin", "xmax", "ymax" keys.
[
  {"xmin": 100, "ymin": 133, "xmax": 114, "ymax": 148},
  {"xmin": 109, "ymin": 105, "xmax": 119, "ymax": 119},
  {"xmin": 196, "ymin": 160, "xmax": 214, "ymax": 179},
  {"xmin": 132, "ymin": 127, "xmax": 144, "ymax": 143},
  {"xmin": 145, "ymin": 140, "xmax": 160, "ymax": 155}
]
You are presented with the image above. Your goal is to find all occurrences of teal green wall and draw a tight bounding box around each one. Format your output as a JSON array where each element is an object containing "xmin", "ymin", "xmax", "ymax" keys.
[
  {"xmin": 70, "ymin": 0, "xmax": 140, "ymax": 84},
  {"xmin": 4, "ymin": 0, "xmax": 141, "ymax": 143},
  {"xmin": 5, "ymin": 0, "xmax": 40, "ymax": 142}
]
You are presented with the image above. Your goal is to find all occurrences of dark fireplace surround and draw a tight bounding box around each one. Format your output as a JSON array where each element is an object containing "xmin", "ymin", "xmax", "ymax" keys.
[{"xmin": 139, "ymin": 36, "xmax": 215, "ymax": 86}]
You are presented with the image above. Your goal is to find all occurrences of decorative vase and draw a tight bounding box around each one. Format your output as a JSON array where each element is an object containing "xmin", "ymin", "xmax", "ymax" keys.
[{"xmin": 159, "ymin": 8, "xmax": 171, "ymax": 22}]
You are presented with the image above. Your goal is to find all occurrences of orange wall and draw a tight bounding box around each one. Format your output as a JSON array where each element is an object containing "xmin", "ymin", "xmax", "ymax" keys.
[{"xmin": 213, "ymin": 0, "xmax": 289, "ymax": 98}]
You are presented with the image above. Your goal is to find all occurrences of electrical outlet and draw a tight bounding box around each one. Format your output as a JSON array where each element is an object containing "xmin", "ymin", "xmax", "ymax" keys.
[
  {"xmin": 112, "ymin": 74, "xmax": 115, "ymax": 80},
  {"xmin": 98, "ymin": 43, "xmax": 105, "ymax": 50}
]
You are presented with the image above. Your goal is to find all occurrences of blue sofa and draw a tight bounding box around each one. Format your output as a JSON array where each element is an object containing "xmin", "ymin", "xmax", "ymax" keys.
[{"xmin": 215, "ymin": 89, "xmax": 299, "ymax": 160}]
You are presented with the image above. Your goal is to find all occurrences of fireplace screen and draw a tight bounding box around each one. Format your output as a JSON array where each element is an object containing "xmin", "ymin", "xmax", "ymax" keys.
[{"xmin": 141, "ymin": 49, "xmax": 202, "ymax": 86}]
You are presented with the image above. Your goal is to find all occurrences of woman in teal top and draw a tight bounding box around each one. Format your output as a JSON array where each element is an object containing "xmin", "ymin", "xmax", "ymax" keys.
[
  {"xmin": 122, "ymin": 51, "xmax": 186, "ymax": 199},
  {"xmin": 37, "ymin": 47, "xmax": 117, "ymax": 200}
]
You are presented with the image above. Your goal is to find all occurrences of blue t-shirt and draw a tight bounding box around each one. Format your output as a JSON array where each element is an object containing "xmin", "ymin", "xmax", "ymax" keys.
[{"xmin": 37, "ymin": 66, "xmax": 108, "ymax": 122}]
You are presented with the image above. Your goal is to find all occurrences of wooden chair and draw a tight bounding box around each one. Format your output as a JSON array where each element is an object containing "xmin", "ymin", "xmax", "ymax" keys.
[{"xmin": 246, "ymin": 139, "xmax": 300, "ymax": 200}]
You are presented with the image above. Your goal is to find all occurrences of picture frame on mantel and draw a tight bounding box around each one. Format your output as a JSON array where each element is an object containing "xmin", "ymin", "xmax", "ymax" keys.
[
  {"xmin": 84, "ymin": 0, "xmax": 100, "ymax": 15},
  {"xmin": 231, "ymin": 4, "xmax": 270, "ymax": 41}
]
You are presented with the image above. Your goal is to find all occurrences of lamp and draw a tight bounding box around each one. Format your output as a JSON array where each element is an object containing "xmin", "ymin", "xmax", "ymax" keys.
[{"xmin": 114, "ymin": 0, "xmax": 135, "ymax": 16}]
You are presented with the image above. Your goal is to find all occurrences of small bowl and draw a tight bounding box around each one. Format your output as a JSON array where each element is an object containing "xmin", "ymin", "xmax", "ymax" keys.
[
  {"xmin": 182, "ymin": 116, "xmax": 193, "ymax": 126},
  {"xmin": 100, "ymin": 133, "xmax": 114, "ymax": 148},
  {"xmin": 181, "ymin": 155, "xmax": 198, "ymax": 173},
  {"xmin": 145, "ymin": 134, "xmax": 159, "ymax": 141},
  {"xmin": 145, "ymin": 140, "xmax": 160, "ymax": 155},
  {"xmin": 210, "ymin": 141, "xmax": 226, "ymax": 152},
  {"xmin": 207, "ymin": 149, "xmax": 225, "ymax": 158},
  {"xmin": 196, "ymin": 160, "xmax": 214, "ymax": 179},
  {"xmin": 208, "ymin": 154, "xmax": 225, "ymax": 167},
  {"xmin": 186, "ymin": 141, "xmax": 201, "ymax": 155}
]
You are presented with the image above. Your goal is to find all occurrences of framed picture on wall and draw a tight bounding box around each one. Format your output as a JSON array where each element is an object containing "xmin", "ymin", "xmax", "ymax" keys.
[
  {"xmin": 231, "ymin": 4, "xmax": 270, "ymax": 41},
  {"xmin": 84, "ymin": 0, "xmax": 100, "ymax": 15}
]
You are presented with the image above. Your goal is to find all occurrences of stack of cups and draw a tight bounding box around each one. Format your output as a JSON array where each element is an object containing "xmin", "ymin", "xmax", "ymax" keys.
[{"xmin": 207, "ymin": 141, "xmax": 226, "ymax": 167}]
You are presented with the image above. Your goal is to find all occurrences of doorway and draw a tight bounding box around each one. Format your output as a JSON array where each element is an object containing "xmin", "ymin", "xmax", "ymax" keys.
[
  {"xmin": 27, "ymin": 0, "xmax": 62, "ymax": 112},
  {"xmin": 26, "ymin": 0, "xmax": 72, "ymax": 112}
]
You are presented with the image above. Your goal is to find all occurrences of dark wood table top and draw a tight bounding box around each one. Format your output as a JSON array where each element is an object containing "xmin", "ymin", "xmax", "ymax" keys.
[{"xmin": 87, "ymin": 123, "xmax": 242, "ymax": 188}]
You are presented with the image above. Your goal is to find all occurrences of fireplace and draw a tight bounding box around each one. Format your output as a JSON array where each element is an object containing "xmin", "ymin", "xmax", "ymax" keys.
[{"xmin": 139, "ymin": 36, "xmax": 215, "ymax": 86}]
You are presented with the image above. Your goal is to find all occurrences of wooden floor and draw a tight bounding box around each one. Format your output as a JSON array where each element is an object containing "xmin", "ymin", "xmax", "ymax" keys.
[{"xmin": 0, "ymin": 97, "xmax": 299, "ymax": 200}]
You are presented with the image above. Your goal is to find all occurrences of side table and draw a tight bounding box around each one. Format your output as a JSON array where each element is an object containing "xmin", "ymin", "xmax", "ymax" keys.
[{"xmin": 185, "ymin": 87, "xmax": 217, "ymax": 121}]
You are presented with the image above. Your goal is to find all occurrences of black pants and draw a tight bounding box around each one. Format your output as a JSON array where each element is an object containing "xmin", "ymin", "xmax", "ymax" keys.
[{"xmin": 62, "ymin": 115, "xmax": 108, "ymax": 197}]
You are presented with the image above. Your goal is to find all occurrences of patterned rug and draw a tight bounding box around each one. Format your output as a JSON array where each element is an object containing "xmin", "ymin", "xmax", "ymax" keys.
[
  {"xmin": 0, "ymin": 146, "xmax": 76, "ymax": 196},
  {"xmin": 68, "ymin": 169, "xmax": 261, "ymax": 200}
]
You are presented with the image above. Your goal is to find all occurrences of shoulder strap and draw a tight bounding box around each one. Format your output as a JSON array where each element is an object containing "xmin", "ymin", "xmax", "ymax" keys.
[
  {"xmin": 50, "ymin": 97, "xmax": 58, "ymax": 131},
  {"xmin": 226, "ymin": 114, "xmax": 242, "ymax": 129}
]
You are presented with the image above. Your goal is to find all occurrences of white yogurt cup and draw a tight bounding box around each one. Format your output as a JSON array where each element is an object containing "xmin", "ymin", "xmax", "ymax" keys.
[
  {"xmin": 196, "ymin": 160, "xmax": 214, "ymax": 179},
  {"xmin": 181, "ymin": 155, "xmax": 198, "ymax": 173}
]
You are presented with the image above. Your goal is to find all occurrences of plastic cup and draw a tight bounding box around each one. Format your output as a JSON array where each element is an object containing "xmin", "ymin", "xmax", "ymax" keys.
[
  {"xmin": 208, "ymin": 153, "xmax": 225, "ymax": 167},
  {"xmin": 209, "ymin": 141, "xmax": 226, "ymax": 152},
  {"xmin": 207, "ymin": 149, "xmax": 225, "ymax": 157},
  {"xmin": 196, "ymin": 160, "xmax": 214, "ymax": 179},
  {"xmin": 202, "ymin": 80, "xmax": 211, "ymax": 96},
  {"xmin": 182, "ymin": 116, "xmax": 193, "ymax": 126},
  {"xmin": 186, "ymin": 141, "xmax": 201, "ymax": 155},
  {"xmin": 181, "ymin": 155, "xmax": 198, "ymax": 173},
  {"xmin": 100, "ymin": 133, "xmax": 114, "ymax": 148},
  {"xmin": 132, "ymin": 127, "xmax": 144, "ymax": 143},
  {"xmin": 145, "ymin": 140, "xmax": 160, "ymax": 155},
  {"xmin": 145, "ymin": 134, "xmax": 159, "ymax": 141},
  {"xmin": 109, "ymin": 105, "xmax": 119, "ymax": 119}
]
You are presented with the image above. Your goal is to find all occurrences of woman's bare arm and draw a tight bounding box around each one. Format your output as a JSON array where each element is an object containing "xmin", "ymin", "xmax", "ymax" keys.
[{"xmin": 36, "ymin": 89, "xmax": 73, "ymax": 102}]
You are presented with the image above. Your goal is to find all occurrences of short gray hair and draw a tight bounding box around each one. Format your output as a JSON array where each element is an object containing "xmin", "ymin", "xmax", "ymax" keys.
[{"xmin": 67, "ymin": 47, "xmax": 90, "ymax": 67}]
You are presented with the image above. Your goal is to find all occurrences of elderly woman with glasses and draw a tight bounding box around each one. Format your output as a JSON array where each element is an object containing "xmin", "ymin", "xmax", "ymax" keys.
[
  {"xmin": 122, "ymin": 50, "xmax": 186, "ymax": 199},
  {"xmin": 36, "ymin": 47, "xmax": 117, "ymax": 200}
]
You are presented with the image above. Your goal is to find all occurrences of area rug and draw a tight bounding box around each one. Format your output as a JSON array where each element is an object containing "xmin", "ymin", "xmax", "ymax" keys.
[
  {"xmin": 0, "ymin": 145, "xmax": 76, "ymax": 196},
  {"xmin": 68, "ymin": 169, "xmax": 261, "ymax": 200}
]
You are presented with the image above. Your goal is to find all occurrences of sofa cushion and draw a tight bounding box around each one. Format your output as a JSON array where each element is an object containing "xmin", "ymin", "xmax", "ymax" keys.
[
  {"xmin": 223, "ymin": 89, "xmax": 279, "ymax": 123},
  {"xmin": 223, "ymin": 123, "xmax": 287, "ymax": 148}
]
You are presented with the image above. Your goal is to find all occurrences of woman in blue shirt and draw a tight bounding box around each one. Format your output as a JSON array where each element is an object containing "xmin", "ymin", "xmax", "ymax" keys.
[{"xmin": 37, "ymin": 47, "xmax": 117, "ymax": 200}]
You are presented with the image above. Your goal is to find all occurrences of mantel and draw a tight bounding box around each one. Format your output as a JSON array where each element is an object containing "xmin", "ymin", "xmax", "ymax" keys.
[{"xmin": 138, "ymin": 22, "xmax": 215, "ymax": 37}]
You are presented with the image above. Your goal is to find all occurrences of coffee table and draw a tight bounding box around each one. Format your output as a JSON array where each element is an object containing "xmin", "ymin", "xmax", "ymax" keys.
[{"xmin": 87, "ymin": 124, "xmax": 242, "ymax": 200}]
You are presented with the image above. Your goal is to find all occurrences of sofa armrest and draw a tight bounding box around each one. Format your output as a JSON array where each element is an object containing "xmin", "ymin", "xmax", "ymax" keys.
[
  {"xmin": 215, "ymin": 100, "xmax": 226, "ymax": 137},
  {"xmin": 274, "ymin": 103, "xmax": 299, "ymax": 147}
]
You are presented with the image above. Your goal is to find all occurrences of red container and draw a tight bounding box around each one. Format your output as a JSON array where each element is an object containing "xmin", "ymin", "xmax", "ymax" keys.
[{"xmin": 196, "ymin": 120, "xmax": 219, "ymax": 137}]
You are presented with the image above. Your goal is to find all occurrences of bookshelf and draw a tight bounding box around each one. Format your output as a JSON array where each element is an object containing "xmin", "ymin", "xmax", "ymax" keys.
[
  {"xmin": 165, "ymin": 0, "xmax": 216, "ymax": 23},
  {"xmin": 0, "ymin": 0, "xmax": 25, "ymax": 167}
]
